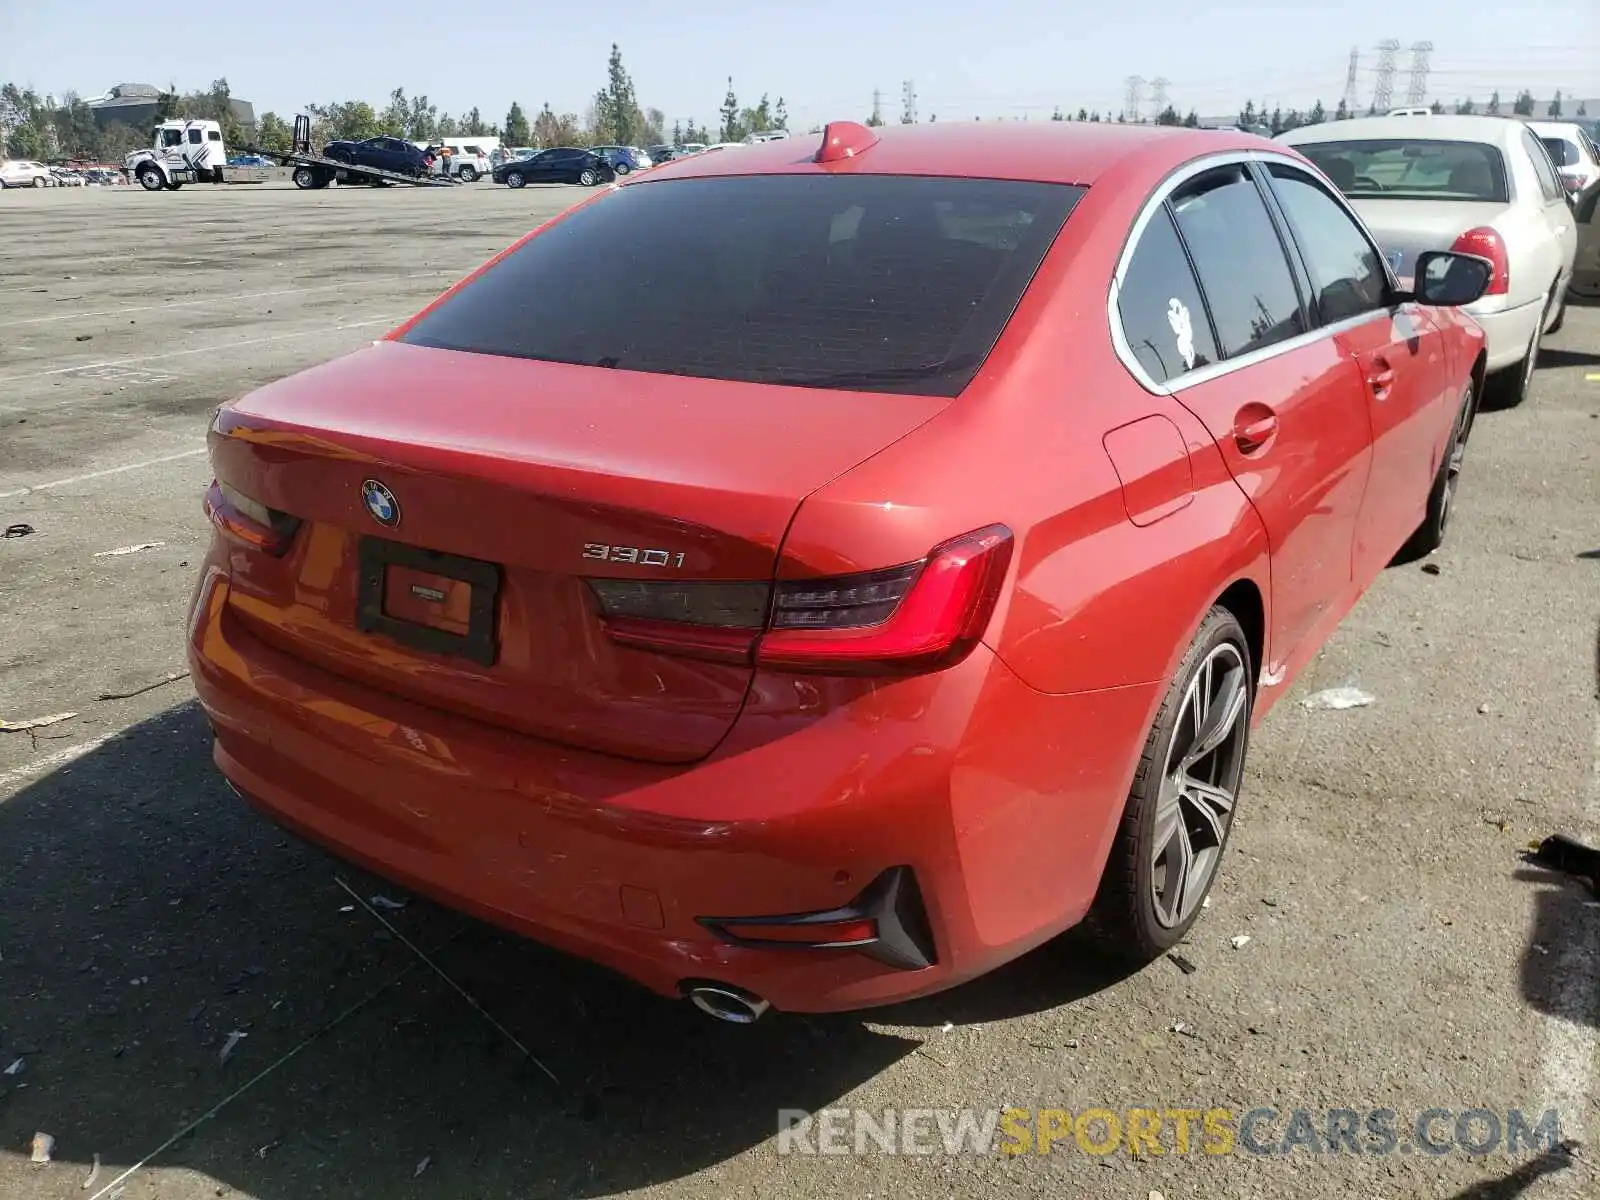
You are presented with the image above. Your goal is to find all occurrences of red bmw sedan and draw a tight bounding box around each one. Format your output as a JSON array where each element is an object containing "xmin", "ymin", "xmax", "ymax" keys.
[{"xmin": 188, "ymin": 120, "xmax": 1491, "ymax": 1021}]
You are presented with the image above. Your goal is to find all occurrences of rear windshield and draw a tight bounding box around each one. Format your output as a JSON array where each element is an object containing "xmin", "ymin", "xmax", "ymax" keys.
[
  {"xmin": 1539, "ymin": 136, "xmax": 1578, "ymax": 168},
  {"xmin": 1296, "ymin": 139, "xmax": 1510, "ymax": 202},
  {"xmin": 400, "ymin": 174, "xmax": 1083, "ymax": 396}
]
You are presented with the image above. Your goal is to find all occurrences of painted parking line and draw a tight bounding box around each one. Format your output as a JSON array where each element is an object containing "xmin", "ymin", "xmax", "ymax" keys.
[
  {"xmin": 0, "ymin": 447, "xmax": 208, "ymax": 501},
  {"xmin": 0, "ymin": 315, "xmax": 400, "ymax": 389},
  {"xmin": 0, "ymin": 272, "xmax": 453, "ymax": 330}
]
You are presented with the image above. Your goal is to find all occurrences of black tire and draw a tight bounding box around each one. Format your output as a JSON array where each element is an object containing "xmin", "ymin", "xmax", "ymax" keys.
[
  {"xmin": 1488, "ymin": 288, "xmax": 1551, "ymax": 408},
  {"xmin": 614, "ymin": 162, "xmax": 631, "ymax": 176},
  {"xmin": 505, "ymin": 171, "xmax": 526, "ymax": 189},
  {"xmin": 292, "ymin": 166, "xmax": 318, "ymax": 190},
  {"xmin": 1547, "ymin": 290, "xmax": 1566, "ymax": 334},
  {"xmin": 1394, "ymin": 379, "xmax": 1475, "ymax": 563},
  {"xmin": 137, "ymin": 166, "xmax": 164, "ymax": 192},
  {"xmin": 167, "ymin": 181, "xmax": 183, "ymax": 191},
  {"xmin": 578, "ymin": 169, "xmax": 597, "ymax": 187},
  {"xmin": 457, "ymin": 165, "xmax": 477, "ymax": 183},
  {"xmin": 1088, "ymin": 606, "xmax": 1253, "ymax": 960}
]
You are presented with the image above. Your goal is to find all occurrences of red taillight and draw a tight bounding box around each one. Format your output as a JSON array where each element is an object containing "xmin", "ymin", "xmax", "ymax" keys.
[
  {"xmin": 203, "ymin": 480, "xmax": 300, "ymax": 555},
  {"xmin": 587, "ymin": 524, "xmax": 1014, "ymax": 676},
  {"xmin": 1450, "ymin": 227, "xmax": 1509, "ymax": 295}
]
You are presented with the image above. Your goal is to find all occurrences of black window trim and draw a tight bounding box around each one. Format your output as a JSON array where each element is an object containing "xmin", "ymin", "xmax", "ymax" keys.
[
  {"xmin": 1253, "ymin": 158, "xmax": 1398, "ymax": 330},
  {"xmin": 1109, "ymin": 148, "xmax": 1404, "ymax": 397}
]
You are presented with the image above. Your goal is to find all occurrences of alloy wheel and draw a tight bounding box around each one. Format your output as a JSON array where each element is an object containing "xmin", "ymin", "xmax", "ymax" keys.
[
  {"xmin": 1437, "ymin": 387, "xmax": 1472, "ymax": 533},
  {"xmin": 1150, "ymin": 643, "xmax": 1249, "ymax": 929}
]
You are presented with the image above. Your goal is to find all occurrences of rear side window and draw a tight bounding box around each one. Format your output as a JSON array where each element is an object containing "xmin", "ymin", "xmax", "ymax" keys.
[
  {"xmin": 401, "ymin": 175, "xmax": 1083, "ymax": 397},
  {"xmin": 1169, "ymin": 165, "xmax": 1307, "ymax": 359},
  {"xmin": 187, "ymin": 128, "xmax": 203, "ymax": 144},
  {"xmin": 1265, "ymin": 164, "xmax": 1388, "ymax": 324},
  {"xmin": 1539, "ymin": 136, "xmax": 1578, "ymax": 168},
  {"xmin": 1522, "ymin": 130, "xmax": 1564, "ymax": 201},
  {"xmin": 1116, "ymin": 206, "xmax": 1219, "ymax": 384},
  {"xmin": 1297, "ymin": 138, "xmax": 1510, "ymax": 203}
]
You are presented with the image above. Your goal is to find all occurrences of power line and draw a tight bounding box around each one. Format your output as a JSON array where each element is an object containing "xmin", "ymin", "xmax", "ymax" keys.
[
  {"xmin": 1372, "ymin": 38, "xmax": 1402, "ymax": 111},
  {"xmin": 1406, "ymin": 41, "xmax": 1434, "ymax": 104},
  {"xmin": 1149, "ymin": 77, "xmax": 1171, "ymax": 120},
  {"xmin": 1342, "ymin": 46, "xmax": 1362, "ymax": 112}
]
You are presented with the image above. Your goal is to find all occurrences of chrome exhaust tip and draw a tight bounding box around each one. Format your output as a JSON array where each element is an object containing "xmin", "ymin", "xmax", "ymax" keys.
[{"xmin": 683, "ymin": 982, "xmax": 770, "ymax": 1024}]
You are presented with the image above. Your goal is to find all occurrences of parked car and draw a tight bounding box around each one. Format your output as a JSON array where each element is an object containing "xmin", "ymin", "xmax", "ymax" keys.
[
  {"xmin": 1570, "ymin": 179, "xmax": 1600, "ymax": 298},
  {"xmin": 646, "ymin": 144, "xmax": 676, "ymax": 164},
  {"xmin": 322, "ymin": 136, "xmax": 433, "ymax": 179},
  {"xmin": 1525, "ymin": 119, "xmax": 1600, "ymax": 198},
  {"xmin": 188, "ymin": 120, "xmax": 1492, "ymax": 1020},
  {"xmin": 588, "ymin": 145, "xmax": 646, "ymax": 175},
  {"xmin": 425, "ymin": 137, "xmax": 496, "ymax": 182},
  {"xmin": 492, "ymin": 148, "xmax": 615, "ymax": 188},
  {"xmin": 0, "ymin": 159, "xmax": 52, "ymax": 188},
  {"xmin": 49, "ymin": 167, "xmax": 85, "ymax": 186},
  {"xmin": 1279, "ymin": 114, "xmax": 1577, "ymax": 406}
]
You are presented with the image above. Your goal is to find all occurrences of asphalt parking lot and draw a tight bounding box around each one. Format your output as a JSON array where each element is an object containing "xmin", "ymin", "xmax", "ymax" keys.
[{"xmin": 1, "ymin": 180, "xmax": 1597, "ymax": 1200}]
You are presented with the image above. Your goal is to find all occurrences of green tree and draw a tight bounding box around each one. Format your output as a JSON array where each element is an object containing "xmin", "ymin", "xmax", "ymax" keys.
[
  {"xmin": 256, "ymin": 112, "xmax": 293, "ymax": 153},
  {"xmin": 307, "ymin": 100, "xmax": 379, "ymax": 144},
  {"xmin": 1156, "ymin": 104, "xmax": 1180, "ymax": 126},
  {"xmin": 532, "ymin": 103, "xmax": 581, "ymax": 147},
  {"xmin": 155, "ymin": 85, "xmax": 180, "ymax": 122},
  {"xmin": 1486, "ymin": 90, "xmax": 1502, "ymax": 115},
  {"xmin": 1547, "ymin": 89, "xmax": 1563, "ymax": 117},
  {"xmin": 380, "ymin": 88, "xmax": 409, "ymax": 135},
  {"xmin": 1089, "ymin": 111, "xmax": 1101, "ymax": 122},
  {"xmin": 774, "ymin": 97, "xmax": 788, "ymax": 129},
  {"xmin": 1269, "ymin": 106, "xmax": 1284, "ymax": 134},
  {"xmin": 1307, "ymin": 99, "xmax": 1326, "ymax": 125},
  {"xmin": 464, "ymin": 107, "xmax": 489, "ymax": 136},
  {"xmin": 594, "ymin": 43, "xmax": 639, "ymax": 143},
  {"xmin": 1454, "ymin": 97, "xmax": 1474, "ymax": 115},
  {"xmin": 1183, "ymin": 109, "xmax": 1200, "ymax": 127},
  {"xmin": 1335, "ymin": 98, "xmax": 1350, "ymax": 120},
  {"xmin": 437, "ymin": 113, "xmax": 459, "ymax": 137},
  {"xmin": 504, "ymin": 101, "xmax": 531, "ymax": 146},
  {"xmin": 1578, "ymin": 100, "xmax": 1588, "ymax": 117},
  {"xmin": 1050, "ymin": 106, "xmax": 1064, "ymax": 121},
  {"xmin": 720, "ymin": 77, "xmax": 742, "ymax": 141},
  {"xmin": 407, "ymin": 95, "xmax": 438, "ymax": 141},
  {"xmin": 1238, "ymin": 100, "xmax": 1257, "ymax": 128},
  {"xmin": 1513, "ymin": 89, "xmax": 1535, "ymax": 116}
]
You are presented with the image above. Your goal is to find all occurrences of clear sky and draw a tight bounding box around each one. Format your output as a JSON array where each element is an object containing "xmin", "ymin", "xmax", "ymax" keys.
[{"xmin": 3, "ymin": 1, "xmax": 1597, "ymax": 132}]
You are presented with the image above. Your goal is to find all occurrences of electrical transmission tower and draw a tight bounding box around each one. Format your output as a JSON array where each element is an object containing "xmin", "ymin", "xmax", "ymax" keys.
[
  {"xmin": 1123, "ymin": 76, "xmax": 1144, "ymax": 122},
  {"xmin": 901, "ymin": 80, "xmax": 917, "ymax": 124},
  {"xmin": 1149, "ymin": 77, "xmax": 1171, "ymax": 120},
  {"xmin": 871, "ymin": 89, "xmax": 883, "ymax": 125},
  {"xmin": 1405, "ymin": 41, "xmax": 1433, "ymax": 105},
  {"xmin": 1341, "ymin": 46, "xmax": 1362, "ymax": 113},
  {"xmin": 1372, "ymin": 39, "xmax": 1401, "ymax": 112}
]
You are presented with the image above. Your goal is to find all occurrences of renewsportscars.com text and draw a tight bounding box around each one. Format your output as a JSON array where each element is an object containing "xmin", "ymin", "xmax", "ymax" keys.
[{"xmin": 776, "ymin": 1106, "xmax": 1565, "ymax": 1158}]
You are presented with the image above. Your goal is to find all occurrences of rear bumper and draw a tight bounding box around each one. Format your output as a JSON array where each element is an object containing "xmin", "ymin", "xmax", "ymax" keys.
[
  {"xmin": 1466, "ymin": 296, "xmax": 1545, "ymax": 373},
  {"xmin": 187, "ymin": 566, "xmax": 1157, "ymax": 1014}
]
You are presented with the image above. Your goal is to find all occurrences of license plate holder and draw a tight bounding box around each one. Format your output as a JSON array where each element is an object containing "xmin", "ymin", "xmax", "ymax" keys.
[{"xmin": 356, "ymin": 537, "xmax": 500, "ymax": 667}]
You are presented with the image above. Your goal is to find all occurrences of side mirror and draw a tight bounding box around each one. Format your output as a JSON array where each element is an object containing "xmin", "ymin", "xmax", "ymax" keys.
[{"xmin": 1412, "ymin": 250, "xmax": 1493, "ymax": 307}]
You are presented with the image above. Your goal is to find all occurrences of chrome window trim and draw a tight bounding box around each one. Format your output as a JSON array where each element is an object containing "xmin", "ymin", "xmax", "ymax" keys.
[{"xmin": 1107, "ymin": 147, "xmax": 1404, "ymax": 397}]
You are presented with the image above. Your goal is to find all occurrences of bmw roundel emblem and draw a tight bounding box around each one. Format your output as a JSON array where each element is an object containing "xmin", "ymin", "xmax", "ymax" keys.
[{"xmin": 361, "ymin": 479, "xmax": 400, "ymax": 528}]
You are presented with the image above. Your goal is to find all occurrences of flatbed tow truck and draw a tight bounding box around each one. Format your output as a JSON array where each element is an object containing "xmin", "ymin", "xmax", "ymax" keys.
[{"xmin": 245, "ymin": 116, "xmax": 460, "ymax": 190}]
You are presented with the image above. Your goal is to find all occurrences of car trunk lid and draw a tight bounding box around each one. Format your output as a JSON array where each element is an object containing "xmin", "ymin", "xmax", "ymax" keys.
[
  {"xmin": 209, "ymin": 340, "xmax": 948, "ymax": 763},
  {"xmin": 1350, "ymin": 198, "xmax": 1514, "ymax": 284}
]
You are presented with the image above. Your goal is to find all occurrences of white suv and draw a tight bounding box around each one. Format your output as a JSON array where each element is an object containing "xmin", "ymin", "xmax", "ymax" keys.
[{"xmin": 0, "ymin": 160, "xmax": 52, "ymax": 188}]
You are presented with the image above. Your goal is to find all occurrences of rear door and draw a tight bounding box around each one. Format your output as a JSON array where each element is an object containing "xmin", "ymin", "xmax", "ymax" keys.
[
  {"xmin": 1261, "ymin": 160, "xmax": 1450, "ymax": 580},
  {"xmin": 1156, "ymin": 161, "xmax": 1374, "ymax": 666},
  {"xmin": 1518, "ymin": 126, "xmax": 1578, "ymax": 295}
]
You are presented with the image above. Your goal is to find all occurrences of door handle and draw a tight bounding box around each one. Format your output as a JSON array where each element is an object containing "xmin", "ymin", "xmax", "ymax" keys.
[
  {"xmin": 1233, "ymin": 411, "xmax": 1279, "ymax": 453},
  {"xmin": 1367, "ymin": 360, "xmax": 1396, "ymax": 399}
]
